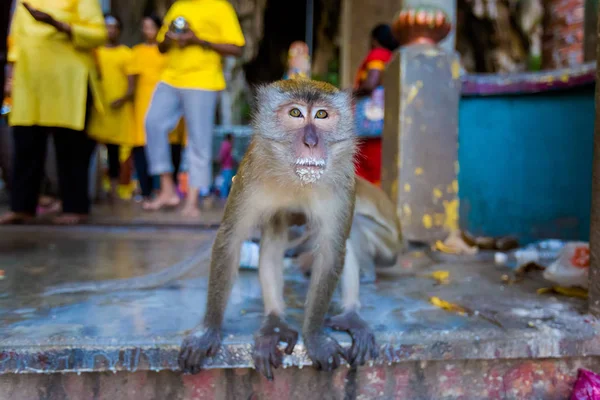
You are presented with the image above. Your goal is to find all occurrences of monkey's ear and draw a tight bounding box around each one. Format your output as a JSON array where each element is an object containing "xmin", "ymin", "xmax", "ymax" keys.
[
  {"xmin": 253, "ymin": 83, "xmax": 270, "ymax": 104},
  {"xmin": 254, "ymin": 83, "xmax": 282, "ymax": 109}
]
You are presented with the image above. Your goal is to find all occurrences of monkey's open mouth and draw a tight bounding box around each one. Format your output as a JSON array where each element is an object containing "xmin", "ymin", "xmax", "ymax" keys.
[{"xmin": 294, "ymin": 158, "xmax": 326, "ymax": 183}]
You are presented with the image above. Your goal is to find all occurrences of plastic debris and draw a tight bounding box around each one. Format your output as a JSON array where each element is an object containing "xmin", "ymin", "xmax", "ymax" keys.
[
  {"xmin": 570, "ymin": 368, "xmax": 600, "ymax": 400},
  {"xmin": 543, "ymin": 242, "xmax": 589, "ymax": 289}
]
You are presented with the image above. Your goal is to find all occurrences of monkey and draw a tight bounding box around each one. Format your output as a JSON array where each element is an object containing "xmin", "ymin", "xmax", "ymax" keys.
[
  {"xmin": 178, "ymin": 79, "xmax": 377, "ymax": 380},
  {"xmin": 38, "ymin": 79, "xmax": 382, "ymax": 379}
]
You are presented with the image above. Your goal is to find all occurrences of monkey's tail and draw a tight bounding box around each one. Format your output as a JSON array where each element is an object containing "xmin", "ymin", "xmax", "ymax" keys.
[{"xmin": 42, "ymin": 242, "xmax": 213, "ymax": 296}]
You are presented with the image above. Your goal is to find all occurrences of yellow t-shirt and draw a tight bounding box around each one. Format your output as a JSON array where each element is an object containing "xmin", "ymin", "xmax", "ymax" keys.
[
  {"xmin": 157, "ymin": 0, "xmax": 245, "ymax": 90},
  {"xmin": 88, "ymin": 45, "xmax": 136, "ymax": 146},
  {"xmin": 129, "ymin": 43, "xmax": 187, "ymax": 146}
]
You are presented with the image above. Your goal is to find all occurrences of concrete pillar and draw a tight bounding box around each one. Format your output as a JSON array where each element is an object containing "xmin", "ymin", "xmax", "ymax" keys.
[{"xmin": 380, "ymin": 45, "xmax": 461, "ymax": 243}]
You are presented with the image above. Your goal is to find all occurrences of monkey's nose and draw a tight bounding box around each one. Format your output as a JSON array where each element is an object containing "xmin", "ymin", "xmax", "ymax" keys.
[{"xmin": 303, "ymin": 125, "xmax": 318, "ymax": 148}]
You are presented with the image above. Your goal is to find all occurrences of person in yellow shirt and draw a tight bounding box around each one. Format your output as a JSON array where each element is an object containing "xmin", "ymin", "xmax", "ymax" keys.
[
  {"xmin": 1, "ymin": 0, "xmax": 107, "ymax": 225},
  {"xmin": 129, "ymin": 15, "xmax": 187, "ymax": 203},
  {"xmin": 87, "ymin": 14, "xmax": 136, "ymax": 200},
  {"xmin": 143, "ymin": 0, "xmax": 245, "ymax": 217}
]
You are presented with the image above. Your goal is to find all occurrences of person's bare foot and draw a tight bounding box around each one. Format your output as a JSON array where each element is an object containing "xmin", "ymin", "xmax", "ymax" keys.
[
  {"xmin": 52, "ymin": 213, "xmax": 88, "ymax": 225},
  {"xmin": 0, "ymin": 211, "xmax": 34, "ymax": 225},
  {"xmin": 181, "ymin": 204, "xmax": 201, "ymax": 218},
  {"xmin": 142, "ymin": 192, "xmax": 181, "ymax": 211},
  {"xmin": 38, "ymin": 200, "xmax": 62, "ymax": 216},
  {"xmin": 38, "ymin": 195, "xmax": 56, "ymax": 207}
]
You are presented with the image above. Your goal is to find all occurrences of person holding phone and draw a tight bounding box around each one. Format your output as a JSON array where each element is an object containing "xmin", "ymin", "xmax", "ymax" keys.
[
  {"xmin": 0, "ymin": 0, "xmax": 107, "ymax": 225},
  {"xmin": 129, "ymin": 15, "xmax": 187, "ymax": 204},
  {"xmin": 143, "ymin": 0, "xmax": 245, "ymax": 218}
]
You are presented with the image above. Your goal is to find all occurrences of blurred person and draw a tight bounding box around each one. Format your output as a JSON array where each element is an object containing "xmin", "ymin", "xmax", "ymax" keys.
[
  {"xmin": 216, "ymin": 133, "xmax": 235, "ymax": 199},
  {"xmin": 143, "ymin": 0, "xmax": 245, "ymax": 217},
  {"xmin": 0, "ymin": 0, "xmax": 107, "ymax": 225},
  {"xmin": 129, "ymin": 15, "xmax": 186, "ymax": 203},
  {"xmin": 353, "ymin": 24, "xmax": 399, "ymax": 186},
  {"xmin": 87, "ymin": 14, "xmax": 135, "ymax": 201},
  {"xmin": 0, "ymin": 0, "xmax": 12, "ymax": 108}
]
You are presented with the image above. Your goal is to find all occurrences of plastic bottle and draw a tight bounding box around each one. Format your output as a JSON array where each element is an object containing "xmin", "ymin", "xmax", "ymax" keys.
[
  {"xmin": 494, "ymin": 239, "xmax": 565, "ymax": 268},
  {"xmin": 239, "ymin": 241, "xmax": 295, "ymax": 269},
  {"xmin": 239, "ymin": 241, "xmax": 260, "ymax": 268}
]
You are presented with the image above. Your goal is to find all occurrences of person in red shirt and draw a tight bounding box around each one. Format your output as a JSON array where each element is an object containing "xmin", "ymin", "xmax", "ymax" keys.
[{"xmin": 353, "ymin": 24, "xmax": 399, "ymax": 186}]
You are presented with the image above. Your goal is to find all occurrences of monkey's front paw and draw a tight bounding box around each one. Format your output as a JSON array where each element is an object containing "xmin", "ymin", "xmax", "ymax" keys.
[
  {"xmin": 178, "ymin": 328, "xmax": 222, "ymax": 374},
  {"xmin": 325, "ymin": 311, "xmax": 378, "ymax": 367},
  {"xmin": 253, "ymin": 314, "xmax": 299, "ymax": 380},
  {"xmin": 303, "ymin": 331, "xmax": 346, "ymax": 372}
]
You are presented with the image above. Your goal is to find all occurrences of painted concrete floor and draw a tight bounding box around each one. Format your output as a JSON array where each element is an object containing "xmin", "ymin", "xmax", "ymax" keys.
[{"xmin": 0, "ymin": 224, "xmax": 597, "ymax": 375}]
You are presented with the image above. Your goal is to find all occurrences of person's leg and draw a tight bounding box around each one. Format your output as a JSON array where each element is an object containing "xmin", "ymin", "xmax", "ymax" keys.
[
  {"xmin": 0, "ymin": 122, "xmax": 13, "ymax": 192},
  {"xmin": 170, "ymin": 143, "xmax": 183, "ymax": 187},
  {"xmin": 105, "ymin": 143, "xmax": 120, "ymax": 199},
  {"xmin": 132, "ymin": 146, "xmax": 153, "ymax": 199},
  {"xmin": 52, "ymin": 128, "xmax": 96, "ymax": 225},
  {"xmin": 180, "ymin": 89, "xmax": 218, "ymax": 217},
  {"xmin": 144, "ymin": 82, "xmax": 185, "ymax": 210},
  {"xmin": 0, "ymin": 126, "xmax": 48, "ymax": 224}
]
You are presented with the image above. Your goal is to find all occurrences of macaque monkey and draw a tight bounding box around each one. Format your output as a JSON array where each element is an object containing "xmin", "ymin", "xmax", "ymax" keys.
[{"xmin": 178, "ymin": 79, "xmax": 376, "ymax": 380}]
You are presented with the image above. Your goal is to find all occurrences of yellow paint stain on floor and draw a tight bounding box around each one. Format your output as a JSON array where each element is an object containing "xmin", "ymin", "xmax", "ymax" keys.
[
  {"xmin": 433, "ymin": 188, "xmax": 443, "ymax": 199},
  {"xmin": 404, "ymin": 183, "xmax": 411, "ymax": 192},
  {"xmin": 415, "ymin": 167, "xmax": 424, "ymax": 176}
]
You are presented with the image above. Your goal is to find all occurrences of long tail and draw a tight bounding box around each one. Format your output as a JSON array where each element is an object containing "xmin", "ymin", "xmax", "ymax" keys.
[{"xmin": 42, "ymin": 241, "xmax": 213, "ymax": 296}]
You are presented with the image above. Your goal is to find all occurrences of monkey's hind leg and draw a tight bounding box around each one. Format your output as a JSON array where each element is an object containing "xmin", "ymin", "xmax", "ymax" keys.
[
  {"xmin": 325, "ymin": 239, "xmax": 378, "ymax": 367},
  {"xmin": 253, "ymin": 213, "xmax": 299, "ymax": 380}
]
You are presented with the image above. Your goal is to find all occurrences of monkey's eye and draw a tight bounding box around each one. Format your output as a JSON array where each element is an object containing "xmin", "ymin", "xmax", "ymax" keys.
[
  {"xmin": 289, "ymin": 108, "xmax": 302, "ymax": 118},
  {"xmin": 315, "ymin": 110, "xmax": 328, "ymax": 119}
]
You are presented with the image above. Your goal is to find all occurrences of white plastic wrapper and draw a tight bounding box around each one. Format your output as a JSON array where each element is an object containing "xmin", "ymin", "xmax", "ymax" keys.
[{"xmin": 543, "ymin": 241, "xmax": 589, "ymax": 289}]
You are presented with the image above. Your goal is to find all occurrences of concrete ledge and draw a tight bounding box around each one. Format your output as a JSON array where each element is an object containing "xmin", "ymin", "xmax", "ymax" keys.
[{"xmin": 0, "ymin": 226, "xmax": 598, "ymax": 377}]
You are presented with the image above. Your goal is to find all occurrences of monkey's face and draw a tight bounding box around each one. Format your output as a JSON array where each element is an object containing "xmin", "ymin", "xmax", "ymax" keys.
[{"xmin": 254, "ymin": 80, "xmax": 356, "ymax": 185}]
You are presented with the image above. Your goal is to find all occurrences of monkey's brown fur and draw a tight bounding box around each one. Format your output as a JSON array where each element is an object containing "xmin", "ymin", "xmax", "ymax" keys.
[{"xmin": 178, "ymin": 79, "xmax": 374, "ymax": 379}]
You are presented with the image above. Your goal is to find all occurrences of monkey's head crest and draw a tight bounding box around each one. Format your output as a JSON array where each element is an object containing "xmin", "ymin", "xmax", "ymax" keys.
[{"xmin": 252, "ymin": 79, "xmax": 356, "ymax": 185}]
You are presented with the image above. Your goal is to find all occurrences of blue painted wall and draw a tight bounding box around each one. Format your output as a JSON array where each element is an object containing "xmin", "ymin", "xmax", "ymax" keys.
[{"xmin": 458, "ymin": 85, "xmax": 595, "ymax": 244}]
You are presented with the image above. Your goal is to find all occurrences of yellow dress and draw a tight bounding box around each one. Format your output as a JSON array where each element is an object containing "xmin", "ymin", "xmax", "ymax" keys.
[
  {"xmin": 129, "ymin": 43, "xmax": 186, "ymax": 146},
  {"xmin": 8, "ymin": 0, "xmax": 107, "ymax": 131},
  {"xmin": 87, "ymin": 45, "xmax": 136, "ymax": 146}
]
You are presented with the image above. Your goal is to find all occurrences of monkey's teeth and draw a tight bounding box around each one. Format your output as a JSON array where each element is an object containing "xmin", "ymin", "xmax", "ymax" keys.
[
  {"xmin": 295, "ymin": 158, "xmax": 326, "ymax": 167},
  {"xmin": 295, "ymin": 167, "xmax": 324, "ymax": 184}
]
